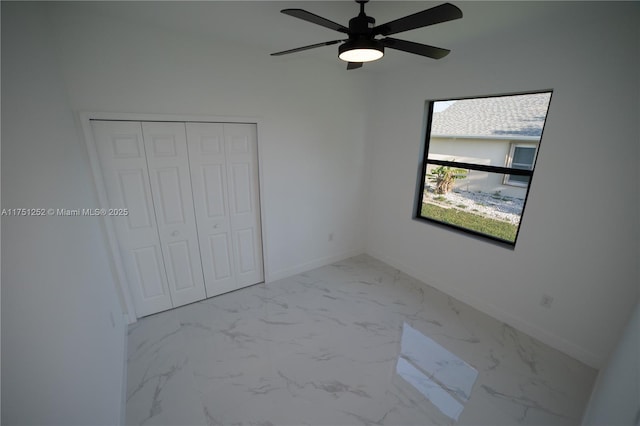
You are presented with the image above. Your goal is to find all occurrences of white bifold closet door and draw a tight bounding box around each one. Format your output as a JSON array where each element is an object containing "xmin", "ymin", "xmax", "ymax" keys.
[
  {"xmin": 93, "ymin": 121, "xmax": 173, "ymax": 316},
  {"xmin": 186, "ymin": 123, "xmax": 264, "ymax": 297},
  {"xmin": 92, "ymin": 120, "xmax": 263, "ymax": 318},
  {"xmin": 141, "ymin": 122, "xmax": 207, "ymax": 308}
]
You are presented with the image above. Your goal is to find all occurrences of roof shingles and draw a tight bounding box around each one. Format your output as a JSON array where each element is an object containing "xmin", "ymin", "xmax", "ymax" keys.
[{"xmin": 430, "ymin": 93, "xmax": 552, "ymax": 138}]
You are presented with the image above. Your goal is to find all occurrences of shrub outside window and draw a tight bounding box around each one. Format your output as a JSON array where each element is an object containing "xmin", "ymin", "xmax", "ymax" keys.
[{"xmin": 415, "ymin": 91, "xmax": 552, "ymax": 246}]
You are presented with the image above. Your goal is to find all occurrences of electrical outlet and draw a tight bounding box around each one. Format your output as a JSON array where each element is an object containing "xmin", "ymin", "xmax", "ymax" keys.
[{"xmin": 540, "ymin": 294, "xmax": 554, "ymax": 309}]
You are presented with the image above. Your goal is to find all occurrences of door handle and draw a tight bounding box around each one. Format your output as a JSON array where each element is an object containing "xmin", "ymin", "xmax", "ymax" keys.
[{"xmin": 171, "ymin": 231, "xmax": 179, "ymax": 237}]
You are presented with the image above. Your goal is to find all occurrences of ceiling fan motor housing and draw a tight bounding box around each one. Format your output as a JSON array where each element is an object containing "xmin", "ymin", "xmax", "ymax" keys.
[{"xmin": 348, "ymin": 13, "xmax": 375, "ymax": 35}]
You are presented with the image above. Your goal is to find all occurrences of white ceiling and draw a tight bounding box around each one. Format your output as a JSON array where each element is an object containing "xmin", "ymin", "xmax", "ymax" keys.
[{"xmin": 59, "ymin": 1, "xmax": 557, "ymax": 72}]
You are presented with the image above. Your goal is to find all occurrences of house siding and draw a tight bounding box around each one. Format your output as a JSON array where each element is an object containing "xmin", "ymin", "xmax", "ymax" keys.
[{"xmin": 428, "ymin": 136, "xmax": 536, "ymax": 198}]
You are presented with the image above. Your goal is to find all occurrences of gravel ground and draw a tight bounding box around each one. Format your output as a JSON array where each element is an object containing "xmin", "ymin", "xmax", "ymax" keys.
[{"xmin": 424, "ymin": 186, "xmax": 524, "ymax": 224}]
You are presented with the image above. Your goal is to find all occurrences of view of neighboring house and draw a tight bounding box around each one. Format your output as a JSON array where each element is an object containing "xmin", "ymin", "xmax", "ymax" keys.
[{"xmin": 427, "ymin": 92, "xmax": 552, "ymax": 198}]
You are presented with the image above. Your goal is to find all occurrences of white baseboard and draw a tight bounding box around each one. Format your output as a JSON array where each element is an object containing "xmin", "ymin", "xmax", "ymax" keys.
[
  {"xmin": 365, "ymin": 248, "xmax": 603, "ymax": 369},
  {"xmin": 267, "ymin": 249, "xmax": 365, "ymax": 283}
]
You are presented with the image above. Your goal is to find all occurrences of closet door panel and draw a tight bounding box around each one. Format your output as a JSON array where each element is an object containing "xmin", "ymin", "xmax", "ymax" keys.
[
  {"xmin": 236, "ymin": 228, "xmax": 257, "ymax": 274},
  {"xmin": 224, "ymin": 123, "xmax": 264, "ymax": 287},
  {"xmin": 142, "ymin": 122, "xmax": 207, "ymax": 307},
  {"xmin": 132, "ymin": 246, "xmax": 167, "ymax": 298},
  {"xmin": 118, "ymin": 170, "xmax": 154, "ymax": 229},
  {"xmin": 209, "ymin": 233, "xmax": 233, "ymax": 280},
  {"xmin": 92, "ymin": 121, "xmax": 173, "ymax": 317},
  {"xmin": 202, "ymin": 164, "xmax": 226, "ymax": 218},
  {"xmin": 186, "ymin": 123, "xmax": 237, "ymax": 295},
  {"xmin": 166, "ymin": 241, "xmax": 198, "ymax": 290},
  {"xmin": 154, "ymin": 167, "xmax": 186, "ymax": 225}
]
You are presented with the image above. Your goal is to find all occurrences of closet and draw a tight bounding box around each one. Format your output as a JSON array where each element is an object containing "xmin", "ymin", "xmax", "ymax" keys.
[{"xmin": 91, "ymin": 120, "xmax": 263, "ymax": 317}]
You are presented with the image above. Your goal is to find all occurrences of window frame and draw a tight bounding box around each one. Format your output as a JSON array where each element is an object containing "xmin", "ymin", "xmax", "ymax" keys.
[{"xmin": 414, "ymin": 90, "xmax": 553, "ymax": 247}]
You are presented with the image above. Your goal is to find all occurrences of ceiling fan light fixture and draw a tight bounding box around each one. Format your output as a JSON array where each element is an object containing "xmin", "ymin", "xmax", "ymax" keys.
[{"xmin": 338, "ymin": 39, "xmax": 384, "ymax": 63}]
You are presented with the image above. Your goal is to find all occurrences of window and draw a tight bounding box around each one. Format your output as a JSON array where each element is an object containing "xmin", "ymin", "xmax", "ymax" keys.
[
  {"xmin": 504, "ymin": 144, "xmax": 537, "ymax": 186},
  {"xmin": 414, "ymin": 91, "xmax": 552, "ymax": 246}
]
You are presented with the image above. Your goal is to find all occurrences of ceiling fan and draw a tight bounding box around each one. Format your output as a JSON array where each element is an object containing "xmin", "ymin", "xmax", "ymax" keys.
[{"xmin": 271, "ymin": 1, "xmax": 463, "ymax": 70}]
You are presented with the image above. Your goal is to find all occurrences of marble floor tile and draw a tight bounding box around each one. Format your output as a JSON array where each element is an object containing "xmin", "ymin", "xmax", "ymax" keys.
[{"xmin": 126, "ymin": 255, "xmax": 597, "ymax": 426}]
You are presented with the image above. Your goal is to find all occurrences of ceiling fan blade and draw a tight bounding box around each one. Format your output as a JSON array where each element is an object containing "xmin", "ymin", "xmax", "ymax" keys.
[
  {"xmin": 347, "ymin": 62, "xmax": 363, "ymax": 70},
  {"xmin": 381, "ymin": 37, "xmax": 450, "ymax": 59},
  {"xmin": 271, "ymin": 40, "xmax": 345, "ymax": 56},
  {"xmin": 281, "ymin": 9, "xmax": 349, "ymax": 33},
  {"xmin": 373, "ymin": 3, "xmax": 462, "ymax": 36}
]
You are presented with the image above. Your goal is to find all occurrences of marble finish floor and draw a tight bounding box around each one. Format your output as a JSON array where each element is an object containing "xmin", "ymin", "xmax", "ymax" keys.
[{"xmin": 126, "ymin": 255, "xmax": 597, "ymax": 425}]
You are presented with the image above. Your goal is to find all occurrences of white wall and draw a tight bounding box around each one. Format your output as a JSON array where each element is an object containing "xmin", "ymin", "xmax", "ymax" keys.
[
  {"xmin": 365, "ymin": 2, "xmax": 640, "ymax": 368},
  {"xmin": 582, "ymin": 302, "xmax": 639, "ymax": 425},
  {"xmin": 1, "ymin": 3, "xmax": 127, "ymax": 424},
  {"xmin": 45, "ymin": 2, "xmax": 368, "ymax": 283}
]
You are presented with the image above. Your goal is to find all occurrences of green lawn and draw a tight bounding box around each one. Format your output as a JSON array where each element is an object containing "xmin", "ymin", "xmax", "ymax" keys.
[{"xmin": 421, "ymin": 202, "xmax": 518, "ymax": 242}]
